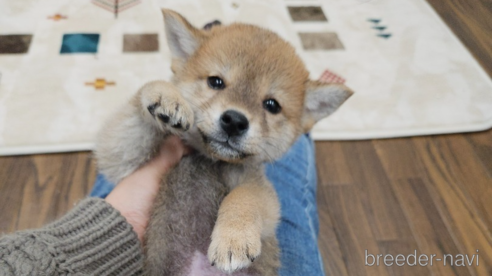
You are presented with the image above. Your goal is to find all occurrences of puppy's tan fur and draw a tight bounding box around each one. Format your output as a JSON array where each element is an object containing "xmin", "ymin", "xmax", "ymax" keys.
[{"xmin": 95, "ymin": 9, "xmax": 352, "ymax": 275}]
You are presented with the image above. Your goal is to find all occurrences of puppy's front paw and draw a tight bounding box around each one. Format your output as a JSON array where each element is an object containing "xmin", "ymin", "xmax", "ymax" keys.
[
  {"xmin": 140, "ymin": 82, "xmax": 194, "ymax": 132},
  {"xmin": 207, "ymin": 224, "xmax": 261, "ymax": 273},
  {"xmin": 146, "ymin": 99, "xmax": 193, "ymax": 131}
]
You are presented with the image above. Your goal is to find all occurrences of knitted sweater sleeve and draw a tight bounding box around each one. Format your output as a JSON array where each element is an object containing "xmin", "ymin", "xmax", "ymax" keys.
[{"xmin": 0, "ymin": 198, "xmax": 143, "ymax": 275}]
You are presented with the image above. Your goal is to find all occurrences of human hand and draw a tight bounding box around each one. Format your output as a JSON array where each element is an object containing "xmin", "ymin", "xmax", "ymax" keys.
[{"xmin": 105, "ymin": 136, "xmax": 190, "ymax": 242}]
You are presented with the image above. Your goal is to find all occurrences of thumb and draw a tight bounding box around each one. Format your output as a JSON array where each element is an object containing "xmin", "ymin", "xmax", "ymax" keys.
[{"xmin": 141, "ymin": 136, "xmax": 189, "ymax": 179}]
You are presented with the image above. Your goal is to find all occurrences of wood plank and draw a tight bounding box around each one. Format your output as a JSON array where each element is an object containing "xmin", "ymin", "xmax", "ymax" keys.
[
  {"xmin": 321, "ymin": 185, "xmax": 390, "ymax": 276},
  {"xmin": 0, "ymin": 152, "xmax": 95, "ymax": 232},
  {"xmin": 412, "ymin": 136, "xmax": 492, "ymax": 276},
  {"xmin": 378, "ymin": 240, "xmax": 431, "ymax": 276},
  {"xmin": 466, "ymin": 130, "xmax": 492, "ymax": 176},
  {"xmin": 414, "ymin": 135, "xmax": 492, "ymax": 231},
  {"xmin": 317, "ymin": 190, "xmax": 350, "ymax": 276},
  {"xmin": 315, "ymin": 141, "xmax": 354, "ymax": 186},
  {"xmin": 0, "ymin": 156, "xmax": 34, "ymax": 233},
  {"xmin": 392, "ymin": 178, "xmax": 473, "ymax": 276},
  {"xmin": 375, "ymin": 134, "xmax": 492, "ymax": 275},
  {"xmin": 426, "ymin": 0, "xmax": 492, "ymax": 77},
  {"xmin": 339, "ymin": 141, "xmax": 413, "ymax": 241},
  {"xmin": 373, "ymin": 138, "xmax": 428, "ymax": 181}
]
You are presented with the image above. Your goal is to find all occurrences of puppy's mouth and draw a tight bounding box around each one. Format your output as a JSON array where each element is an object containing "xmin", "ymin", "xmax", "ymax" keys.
[{"xmin": 197, "ymin": 128, "xmax": 251, "ymax": 160}]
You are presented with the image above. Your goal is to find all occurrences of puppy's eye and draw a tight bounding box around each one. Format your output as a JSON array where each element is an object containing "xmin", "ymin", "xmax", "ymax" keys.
[
  {"xmin": 263, "ymin": 99, "xmax": 281, "ymax": 114},
  {"xmin": 207, "ymin": 76, "xmax": 225, "ymax": 90}
]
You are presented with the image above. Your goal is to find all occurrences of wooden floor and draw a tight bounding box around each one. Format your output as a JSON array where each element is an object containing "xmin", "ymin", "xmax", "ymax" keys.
[{"xmin": 1, "ymin": 1, "xmax": 491, "ymax": 275}]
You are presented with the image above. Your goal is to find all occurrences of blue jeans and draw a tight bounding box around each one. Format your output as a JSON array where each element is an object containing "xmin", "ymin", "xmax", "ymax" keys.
[{"xmin": 90, "ymin": 134, "xmax": 324, "ymax": 276}]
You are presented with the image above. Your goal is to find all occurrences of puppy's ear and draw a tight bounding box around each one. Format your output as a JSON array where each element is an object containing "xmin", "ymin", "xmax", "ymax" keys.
[
  {"xmin": 161, "ymin": 9, "xmax": 205, "ymax": 61},
  {"xmin": 301, "ymin": 80, "xmax": 353, "ymax": 132}
]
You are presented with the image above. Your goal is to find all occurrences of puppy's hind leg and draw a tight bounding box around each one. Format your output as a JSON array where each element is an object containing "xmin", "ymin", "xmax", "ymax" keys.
[{"xmin": 95, "ymin": 81, "xmax": 193, "ymax": 184}]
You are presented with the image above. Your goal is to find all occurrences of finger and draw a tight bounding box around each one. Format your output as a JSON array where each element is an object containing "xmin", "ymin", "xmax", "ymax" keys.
[
  {"xmin": 183, "ymin": 144, "xmax": 193, "ymax": 156},
  {"xmin": 143, "ymin": 136, "xmax": 187, "ymax": 178}
]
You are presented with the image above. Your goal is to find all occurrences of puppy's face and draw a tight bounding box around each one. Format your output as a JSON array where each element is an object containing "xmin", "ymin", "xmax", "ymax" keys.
[{"xmin": 162, "ymin": 10, "xmax": 352, "ymax": 163}]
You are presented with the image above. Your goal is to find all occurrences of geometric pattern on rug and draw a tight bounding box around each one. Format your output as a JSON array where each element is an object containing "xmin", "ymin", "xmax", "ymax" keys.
[
  {"xmin": 123, "ymin": 34, "xmax": 159, "ymax": 52},
  {"xmin": 48, "ymin": 14, "xmax": 68, "ymax": 21},
  {"xmin": 60, "ymin": 34, "xmax": 100, "ymax": 54},
  {"xmin": 287, "ymin": 6, "xmax": 328, "ymax": 22},
  {"xmin": 368, "ymin": 19, "xmax": 392, "ymax": 39},
  {"xmin": 92, "ymin": 0, "xmax": 142, "ymax": 18},
  {"xmin": 298, "ymin": 32, "xmax": 344, "ymax": 50},
  {"xmin": 85, "ymin": 78, "xmax": 116, "ymax": 89},
  {"xmin": 377, "ymin": 33, "xmax": 392, "ymax": 39},
  {"xmin": 0, "ymin": 35, "xmax": 33, "ymax": 54},
  {"xmin": 319, "ymin": 69, "xmax": 346, "ymax": 84}
]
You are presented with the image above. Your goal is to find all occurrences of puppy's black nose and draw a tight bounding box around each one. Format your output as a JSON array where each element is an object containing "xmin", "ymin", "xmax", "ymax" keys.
[{"xmin": 220, "ymin": 110, "xmax": 249, "ymax": 137}]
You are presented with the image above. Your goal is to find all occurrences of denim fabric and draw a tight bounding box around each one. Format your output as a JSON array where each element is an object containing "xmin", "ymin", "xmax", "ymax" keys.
[
  {"xmin": 90, "ymin": 173, "xmax": 115, "ymax": 198},
  {"xmin": 90, "ymin": 134, "xmax": 324, "ymax": 276},
  {"xmin": 266, "ymin": 134, "xmax": 324, "ymax": 276}
]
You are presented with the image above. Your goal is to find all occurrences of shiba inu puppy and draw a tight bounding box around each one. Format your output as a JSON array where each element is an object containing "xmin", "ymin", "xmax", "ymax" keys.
[{"xmin": 95, "ymin": 9, "xmax": 352, "ymax": 276}]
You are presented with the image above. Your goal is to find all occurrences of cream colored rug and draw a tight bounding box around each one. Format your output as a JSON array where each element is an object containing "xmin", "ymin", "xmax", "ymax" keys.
[{"xmin": 1, "ymin": 0, "xmax": 491, "ymax": 155}]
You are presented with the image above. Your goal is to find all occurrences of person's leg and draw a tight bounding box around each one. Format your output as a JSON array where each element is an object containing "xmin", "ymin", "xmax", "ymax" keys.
[
  {"xmin": 89, "ymin": 174, "xmax": 115, "ymax": 198},
  {"xmin": 90, "ymin": 134, "xmax": 324, "ymax": 276},
  {"xmin": 266, "ymin": 134, "xmax": 324, "ymax": 276}
]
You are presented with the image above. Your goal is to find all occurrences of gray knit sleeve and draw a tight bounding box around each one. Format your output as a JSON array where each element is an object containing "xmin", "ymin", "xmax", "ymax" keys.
[{"xmin": 0, "ymin": 198, "xmax": 143, "ymax": 275}]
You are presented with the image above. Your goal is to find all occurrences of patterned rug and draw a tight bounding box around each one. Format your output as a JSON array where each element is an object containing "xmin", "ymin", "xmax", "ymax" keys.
[{"xmin": 1, "ymin": 0, "xmax": 491, "ymax": 155}]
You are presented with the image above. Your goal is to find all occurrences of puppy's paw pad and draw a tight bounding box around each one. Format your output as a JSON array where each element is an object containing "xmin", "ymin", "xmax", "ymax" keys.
[
  {"xmin": 139, "ymin": 81, "xmax": 194, "ymax": 132},
  {"xmin": 207, "ymin": 227, "xmax": 261, "ymax": 273},
  {"xmin": 157, "ymin": 113, "xmax": 170, "ymax": 123},
  {"xmin": 147, "ymin": 102, "xmax": 159, "ymax": 116},
  {"xmin": 145, "ymin": 100, "xmax": 193, "ymax": 132}
]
